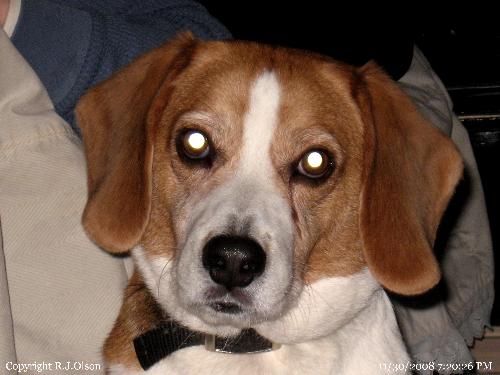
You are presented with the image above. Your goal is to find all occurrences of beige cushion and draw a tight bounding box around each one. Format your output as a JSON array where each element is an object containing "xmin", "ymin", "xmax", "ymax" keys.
[{"xmin": 0, "ymin": 30, "xmax": 127, "ymax": 371}]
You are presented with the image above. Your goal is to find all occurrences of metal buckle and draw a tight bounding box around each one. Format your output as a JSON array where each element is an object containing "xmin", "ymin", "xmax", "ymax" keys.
[
  {"xmin": 204, "ymin": 334, "xmax": 281, "ymax": 354},
  {"xmin": 204, "ymin": 334, "xmax": 217, "ymax": 352}
]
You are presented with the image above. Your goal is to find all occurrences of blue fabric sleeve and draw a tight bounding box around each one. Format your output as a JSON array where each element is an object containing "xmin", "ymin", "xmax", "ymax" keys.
[{"xmin": 11, "ymin": 0, "xmax": 231, "ymax": 134}]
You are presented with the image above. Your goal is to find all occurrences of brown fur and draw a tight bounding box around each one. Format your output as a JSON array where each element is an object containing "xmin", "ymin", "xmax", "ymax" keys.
[
  {"xmin": 102, "ymin": 272, "xmax": 164, "ymax": 369},
  {"xmin": 76, "ymin": 35, "xmax": 463, "ymax": 367},
  {"xmin": 76, "ymin": 32, "xmax": 197, "ymax": 253},
  {"xmin": 354, "ymin": 62, "xmax": 463, "ymax": 295}
]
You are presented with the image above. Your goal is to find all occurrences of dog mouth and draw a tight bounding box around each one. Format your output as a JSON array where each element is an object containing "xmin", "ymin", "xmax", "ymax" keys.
[
  {"xmin": 209, "ymin": 301, "xmax": 243, "ymax": 314},
  {"xmin": 179, "ymin": 279, "xmax": 295, "ymax": 329},
  {"xmin": 204, "ymin": 286, "xmax": 249, "ymax": 315}
]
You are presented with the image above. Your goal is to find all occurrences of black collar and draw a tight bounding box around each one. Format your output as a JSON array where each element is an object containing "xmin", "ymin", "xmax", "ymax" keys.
[{"xmin": 133, "ymin": 321, "xmax": 281, "ymax": 370}]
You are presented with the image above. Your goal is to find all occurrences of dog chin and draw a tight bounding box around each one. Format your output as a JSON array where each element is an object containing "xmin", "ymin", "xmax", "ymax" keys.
[
  {"xmin": 162, "ymin": 288, "xmax": 296, "ymax": 337},
  {"xmin": 196, "ymin": 304, "xmax": 262, "ymax": 327},
  {"xmin": 202, "ymin": 301, "xmax": 288, "ymax": 327},
  {"xmin": 182, "ymin": 284, "xmax": 304, "ymax": 338},
  {"xmin": 175, "ymin": 296, "xmax": 282, "ymax": 330},
  {"xmin": 159, "ymin": 300, "xmax": 257, "ymax": 337}
]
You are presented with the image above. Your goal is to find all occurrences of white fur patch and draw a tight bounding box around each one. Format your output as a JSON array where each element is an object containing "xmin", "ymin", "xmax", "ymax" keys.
[
  {"xmin": 110, "ymin": 269, "xmax": 409, "ymax": 374},
  {"xmin": 239, "ymin": 70, "xmax": 281, "ymax": 177},
  {"xmin": 132, "ymin": 246, "xmax": 171, "ymax": 299}
]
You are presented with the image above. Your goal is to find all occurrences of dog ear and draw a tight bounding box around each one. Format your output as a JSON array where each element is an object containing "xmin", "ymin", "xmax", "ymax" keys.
[
  {"xmin": 355, "ymin": 62, "xmax": 463, "ymax": 295},
  {"xmin": 76, "ymin": 32, "xmax": 197, "ymax": 253}
]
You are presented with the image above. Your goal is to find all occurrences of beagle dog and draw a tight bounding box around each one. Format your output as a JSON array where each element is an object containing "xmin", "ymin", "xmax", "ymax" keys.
[{"xmin": 76, "ymin": 33, "xmax": 462, "ymax": 375}]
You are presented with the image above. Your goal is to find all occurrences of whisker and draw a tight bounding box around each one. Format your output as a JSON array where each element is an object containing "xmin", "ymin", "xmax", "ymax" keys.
[{"xmin": 157, "ymin": 256, "xmax": 174, "ymax": 298}]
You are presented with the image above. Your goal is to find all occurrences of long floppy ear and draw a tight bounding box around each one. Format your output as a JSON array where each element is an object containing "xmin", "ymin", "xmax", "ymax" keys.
[
  {"xmin": 355, "ymin": 62, "xmax": 463, "ymax": 295},
  {"xmin": 76, "ymin": 32, "xmax": 197, "ymax": 253}
]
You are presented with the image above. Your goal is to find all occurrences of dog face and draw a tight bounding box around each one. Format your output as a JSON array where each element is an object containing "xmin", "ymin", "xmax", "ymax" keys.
[
  {"xmin": 141, "ymin": 57, "xmax": 367, "ymax": 330},
  {"xmin": 76, "ymin": 33, "xmax": 462, "ymax": 334}
]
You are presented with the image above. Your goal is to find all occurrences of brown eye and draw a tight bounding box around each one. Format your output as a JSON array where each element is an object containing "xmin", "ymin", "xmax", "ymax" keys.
[
  {"xmin": 297, "ymin": 149, "xmax": 332, "ymax": 178},
  {"xmin": 180, "ymin": 130, "xmax": 210, "ymax": 159}
]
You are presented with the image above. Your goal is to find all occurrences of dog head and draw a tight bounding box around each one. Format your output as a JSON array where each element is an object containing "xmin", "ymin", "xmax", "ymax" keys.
[{"xmin": 76, "ymin": 33, "xmax": 462, "ymax": 335}]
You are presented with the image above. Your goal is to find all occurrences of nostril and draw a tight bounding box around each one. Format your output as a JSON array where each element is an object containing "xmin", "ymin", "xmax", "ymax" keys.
[
  {"xmin": 210, "ymin": 257, "xmax": 226, "ymax": 270},
  {"xmin": 240, "ymin": 252, "xmax": 265, "ymax": 276},
  {"xmin": 202, "ymin": 235, "xmax": 266, "ymax": 290}
]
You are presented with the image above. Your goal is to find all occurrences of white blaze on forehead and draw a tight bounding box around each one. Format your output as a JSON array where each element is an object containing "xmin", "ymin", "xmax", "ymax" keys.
[{"xmin": 239, "ymin": 71, "xmax": 281, "ymax": 176}]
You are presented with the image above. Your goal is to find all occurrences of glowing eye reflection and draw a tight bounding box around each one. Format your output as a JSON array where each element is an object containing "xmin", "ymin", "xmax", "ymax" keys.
[
  {"xmin": 307, "ymin": 151, "xmax": 324, "ymax": 168},
  {"xmin": 188, "ymin": 132, "xmax": 206, "ymax": 150},
  {"xmin": 298, "ymin": 149, "xmax": 331, "ymax": 178},
  {"xmin": 181, "ymin": 130, "xmax": 210, "ymax": 159}
]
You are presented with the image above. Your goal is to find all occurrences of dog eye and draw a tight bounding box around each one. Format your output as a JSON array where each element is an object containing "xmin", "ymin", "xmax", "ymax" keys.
[
  {"xmin": 297, "ymin": 150, "xmax": 332, "ymax": 179},
  {"xmin": 180, "ymin": 130, "xmax": 210, "ymax": 159}
]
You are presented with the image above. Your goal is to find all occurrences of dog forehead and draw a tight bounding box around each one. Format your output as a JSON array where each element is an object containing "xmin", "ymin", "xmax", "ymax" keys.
[
  {"xmin": 191, "ymin": 42, "xmax": 360, "ymax": 137},
  {"xmin": 161, "ymin": 41, "xmax": 364, "ymax": 179}
]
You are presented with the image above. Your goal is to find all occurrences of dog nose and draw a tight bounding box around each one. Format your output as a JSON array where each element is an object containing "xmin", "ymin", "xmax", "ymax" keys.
[{"xmin": 202, "ymin": 236, "xmax": 266, "ymax": 290}]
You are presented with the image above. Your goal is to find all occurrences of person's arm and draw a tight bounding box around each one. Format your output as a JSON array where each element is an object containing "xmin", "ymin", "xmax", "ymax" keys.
[{"xmin": 11, "ymin": 0, "xmax": 230, "ymax": 135}]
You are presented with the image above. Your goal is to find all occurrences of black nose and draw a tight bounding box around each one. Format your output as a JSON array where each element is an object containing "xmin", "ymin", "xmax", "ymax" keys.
[{"xmin": 202, "ymin": 236, "xmax": 266, "ymax": 290}]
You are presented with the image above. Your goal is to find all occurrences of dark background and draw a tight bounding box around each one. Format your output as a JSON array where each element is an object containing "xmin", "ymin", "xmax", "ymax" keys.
[{"xmin": 199, "ymin": 2, "xmax": 500, "ymax": 325}]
